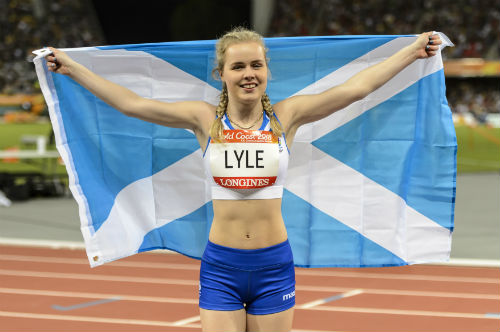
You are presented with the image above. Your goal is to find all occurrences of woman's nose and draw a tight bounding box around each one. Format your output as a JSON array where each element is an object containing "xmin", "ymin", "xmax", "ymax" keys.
[{"xmin": 243, "ymin": 66, "xmax": 255, "ymax": 79}]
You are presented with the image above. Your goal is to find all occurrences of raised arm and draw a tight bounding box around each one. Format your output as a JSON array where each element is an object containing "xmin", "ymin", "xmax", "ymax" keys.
[
  {"xmin": 275, "ymin": 32, "xmax": 442, "ymax": 139},
  {"xmin": 45, "ymin": 48, "xmax": 214, "ymax": 138}
]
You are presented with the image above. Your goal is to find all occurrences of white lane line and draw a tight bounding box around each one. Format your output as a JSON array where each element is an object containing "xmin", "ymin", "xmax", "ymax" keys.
[
  {"xmin": 301, "ymin": 306, "xmax": 500, "ymax": 320},
  {"xmin": 1, "ymin": 254, "xmax": 497, "ymax": 283},
  {"xmin": 299, "ymin": 289, "xmax": 363, "ymax": 309},
  {"xmin": 296, "ymin": 269, "xmax": 499, "ymax": 284},
  {"xmin": 0, "ymin": 238, "xmax": 86, "ymax": 250},
  {"xmin": 0, "ymin": 254, "xmax": 199, "ymax": 270},
  {"xmin": 2, "ymin": 238, "xmax": 499, "ymax": 268},
  {"xmin": 297, "ymin": 285, "xmax": 500, "ymax": 300},
  {"xmin": 0, "ymin": 269, "xmax": 496, "ymax": 301},
  {"xmin": 438, "ymin": 258, "xmax": 500, "ymax": 268},
  {"xmin": 0, "ymin": 287, "xmax": 197, "ymax": 304},
  {"xmin": 0, "ymin": 310, "xmax": 201, "ymax": 328},
  {"xmin": 291, "ymin": 330, "xmax": 347, "ymax": 332},
  {"xmin": 0, "ymin": 269, "xmax": 197, "ymax": 285},
  {"xmin": 172, "ymin": 315, "xmax": 201, "ymax": 326},
  {"xmin": 485, "ymin": 313, "xmax": 500, "ymax": 318}
]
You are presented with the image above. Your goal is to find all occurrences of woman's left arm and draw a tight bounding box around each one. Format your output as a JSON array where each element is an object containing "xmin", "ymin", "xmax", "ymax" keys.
[{"xmin": 276, "ymin": 32, "xmax": 442, "ymax": 136}]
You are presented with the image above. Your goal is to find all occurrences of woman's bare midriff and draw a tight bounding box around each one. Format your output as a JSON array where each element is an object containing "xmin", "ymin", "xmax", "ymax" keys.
[{"xmin": 209, "ymin": 198, "xmax": 288, "ymax": 249}]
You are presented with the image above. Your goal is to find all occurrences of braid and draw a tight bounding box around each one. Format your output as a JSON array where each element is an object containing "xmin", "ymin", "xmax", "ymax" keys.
[
  {"xmin": 262, "ymin": 93, "xmax": 282, "ymax": 137},
  {"xmin": 210, "ymin": 85, "xmax": 229, "ymax": 142}
]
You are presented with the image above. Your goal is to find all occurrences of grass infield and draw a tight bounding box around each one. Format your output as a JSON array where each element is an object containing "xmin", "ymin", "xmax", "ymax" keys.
[{"xmin": 455, "ymin": 124, "xmax": 500, "ymax": 173}]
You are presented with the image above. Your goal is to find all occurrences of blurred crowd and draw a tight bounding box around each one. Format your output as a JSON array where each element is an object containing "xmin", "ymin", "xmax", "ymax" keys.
[
  {"xmin": 447, "ymin": 79, "xmax": 500, "ymax": 122},
  {"xmin": 0, "ymin": 0, "xmax": 104, "ymax": 95},
  {"xmin": 269, "ymin": 0, "xmax": 500, "ymax": 117},
  {"xmin": 269, "ymin": 0, "xmax": 500, "ymax": 60},
  {"xmin": 1, "ymin": 0, "xmax": 499, "ymax": 118}
]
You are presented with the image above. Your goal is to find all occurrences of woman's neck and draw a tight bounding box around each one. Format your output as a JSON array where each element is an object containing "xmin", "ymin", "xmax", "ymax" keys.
[{"xmin": 226, "ymin": 100, "xmax": 262, "ymax": 123}]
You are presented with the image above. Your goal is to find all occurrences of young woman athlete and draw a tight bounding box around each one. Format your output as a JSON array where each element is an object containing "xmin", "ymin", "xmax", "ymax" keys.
[{"xmin": 45, "ymin": 28, "xmax": 442, "ymax": 332}]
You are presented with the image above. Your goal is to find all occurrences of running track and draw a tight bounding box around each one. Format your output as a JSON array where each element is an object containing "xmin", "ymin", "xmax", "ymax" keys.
[{"xmin": 0, "ymin": 244, "xmax": 499, "ymax": 332}]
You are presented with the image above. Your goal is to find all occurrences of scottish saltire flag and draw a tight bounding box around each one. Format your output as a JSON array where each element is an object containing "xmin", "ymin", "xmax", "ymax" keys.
[{"xmin": 33, "ymin": 34, "xmax": 456, "ymax": 268}]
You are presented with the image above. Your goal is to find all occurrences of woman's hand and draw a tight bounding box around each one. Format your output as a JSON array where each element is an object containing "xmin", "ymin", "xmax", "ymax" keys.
[
  {"xmin": 412, "ymin": 32, "xmax": 442, "ymax": 59},
  {"xmin": 45, "ymin": 47, "xmax": 75, "ymax": 75}
]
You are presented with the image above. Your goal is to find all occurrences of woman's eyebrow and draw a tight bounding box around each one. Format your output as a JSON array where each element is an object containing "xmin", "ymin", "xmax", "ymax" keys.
[{"xmin": 230, "ymin": 59, "xmax": 264, "ymax": 65}]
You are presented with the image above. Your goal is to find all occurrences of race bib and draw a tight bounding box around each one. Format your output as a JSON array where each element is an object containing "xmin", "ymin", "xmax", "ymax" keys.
[{"xmin": 210, "ymin": 130, "xmax": 280, "ymax": 189}]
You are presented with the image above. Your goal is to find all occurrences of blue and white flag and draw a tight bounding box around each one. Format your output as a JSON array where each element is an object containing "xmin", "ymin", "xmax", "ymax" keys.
[{"xmin": 34, "ymin": 34, "xmax": 456, "ymax": 268}]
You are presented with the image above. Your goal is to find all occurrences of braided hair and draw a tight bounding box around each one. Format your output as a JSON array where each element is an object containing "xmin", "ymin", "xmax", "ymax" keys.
[
  {"xmin": 209, "ymin": 84, "xmax": 229, "ymax": 142},
  {"xmin": 261, "ymin": 92, "xmax": 282, "ymax": 137}
]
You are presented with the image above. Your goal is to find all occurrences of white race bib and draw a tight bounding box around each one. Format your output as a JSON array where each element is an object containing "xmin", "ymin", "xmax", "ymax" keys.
[{"xmin": 210, "ymin": 130, "xmax": 279, "ymax": 189}]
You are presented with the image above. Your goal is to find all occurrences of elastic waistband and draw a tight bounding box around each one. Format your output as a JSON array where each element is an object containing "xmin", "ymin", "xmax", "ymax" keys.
[{"xmin": 202, "ymin": 240, "xmax": 293, "ymax": 271}]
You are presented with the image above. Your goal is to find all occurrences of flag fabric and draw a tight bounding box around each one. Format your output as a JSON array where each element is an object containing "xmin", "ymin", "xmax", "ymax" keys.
[{"xmin": 33, "ymin": 34, "xmax": 456, "ymax": 268}]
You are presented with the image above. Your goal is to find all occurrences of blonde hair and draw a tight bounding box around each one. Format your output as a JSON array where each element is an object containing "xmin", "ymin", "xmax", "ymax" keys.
[{"xmin": 209, "ymin": 27, "xmax": 283, "ymax": 142}]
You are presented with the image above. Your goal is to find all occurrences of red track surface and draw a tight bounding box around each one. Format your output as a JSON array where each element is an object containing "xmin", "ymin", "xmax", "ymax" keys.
[{"xmin": 0, "ymin": 245, "xmax": 498, "ymax": 332}]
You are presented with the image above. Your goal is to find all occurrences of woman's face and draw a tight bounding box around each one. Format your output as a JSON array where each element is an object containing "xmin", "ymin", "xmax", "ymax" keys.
[{"xmin": 220, "ymin": 42, "xmax": 268, "ymax": 106}]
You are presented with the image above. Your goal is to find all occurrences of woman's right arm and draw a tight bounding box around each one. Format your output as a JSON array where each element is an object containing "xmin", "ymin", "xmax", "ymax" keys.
[{"xmin": 45, "ymin": 48, "xmax": 214, "ymax": 133}]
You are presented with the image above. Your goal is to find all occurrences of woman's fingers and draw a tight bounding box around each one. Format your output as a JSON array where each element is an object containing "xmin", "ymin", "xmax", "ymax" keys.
[
  {"xmin": 425, "ymin": 35, "xmax": 441, "ymax": 56},
  {"xmin": 428, "ymin": 34, "xmax": 442, "ymax": 46},
  {"xmin": 46, "ymin": 58, "xmax": 61, "ymax": 72},
  {"xmin": 426, "ymin": 44, "xmax": 439, "ymax": 52},
  {"xmin": 44, "ymin": 47, "xmax": 62, "ymax": 72},
  {"xmin": 415, "ymin": 32, "xmax": 442, "ymax": 58}
]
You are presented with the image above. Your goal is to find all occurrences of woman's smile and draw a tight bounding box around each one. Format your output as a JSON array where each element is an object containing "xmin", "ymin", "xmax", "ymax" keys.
[{"xmin": 241, "ymin": 82, "xmax": 258, "ymax": 92}]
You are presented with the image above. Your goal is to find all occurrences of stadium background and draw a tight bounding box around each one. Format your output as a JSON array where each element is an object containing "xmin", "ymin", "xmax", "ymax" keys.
[
  {"xmin": 1, "ymin": 0, "xmax": 498, "ymax": 255},
  {"xmin": 0, "ymin": 1, "xmax": 498, "ymax": 331},
  {"xmin": 1, "ymin": 0, "xmax": 499, "ymax": 254}
]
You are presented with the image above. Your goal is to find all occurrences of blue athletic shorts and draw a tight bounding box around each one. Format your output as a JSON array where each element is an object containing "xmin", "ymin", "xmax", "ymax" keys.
[{"xmin": 199, "ymin": 239, "xmax": 295, "ymax": 315}]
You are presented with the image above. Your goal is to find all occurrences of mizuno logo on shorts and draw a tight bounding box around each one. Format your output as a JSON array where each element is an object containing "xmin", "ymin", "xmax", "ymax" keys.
[{"xmin": 283, "ymin": 290, "xmax": 295, "ymax": 301}]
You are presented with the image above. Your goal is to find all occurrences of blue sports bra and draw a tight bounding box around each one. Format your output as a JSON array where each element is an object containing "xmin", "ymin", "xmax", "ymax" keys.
[{"xmin": 203, "ymin": 112, "xmax": 289, "ymax": 200}]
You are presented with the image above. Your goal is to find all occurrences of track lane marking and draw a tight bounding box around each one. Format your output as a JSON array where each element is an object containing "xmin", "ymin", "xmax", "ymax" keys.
[
  {"xmin": 52, "ymin": 297, "xmax": 121, "ymax": 311},
  {"xmin": 0, "ymin": 254, "xmax": 498, "ymax": 283},
  {"xmin": 0, "ymin": 310, "xmax": 334, "ymax": 332},
  {"xmin": 0, "ymin": 287, "xmax": 197, "ymax": 304},
  {"xmin": 0, "ymin": 238, "xmax": 86, "ymax": 250},
  {"xmin": 2, "ymin": 240, "xmax": 499, "ymax": 268},
  {"xmin": 299, "ymin": 289, "xmax": 363, "ymax": 309},
  {"xmin": 296, "ymin": 269, "xmax": 499, "ymax": 283},
  {"xmin": 485, "ymin": 313, "xmax": 500, "ymax": 318},
  {"xmin": 0, "ymin": 254, "xmax": 199, "ymax": 270},
  {"xmin": 0, "ymin": 288, "xmax": 497, "ymax": 321},
  {"xmin": 0, "ymin": 268, "xmax": 197, "ymax": 285},
  {"xmin": 0, "ymin": 271, "xmax": 497, "ymax": 300},
  {"xmin": 302, "ymin": 306, "xmax": 500, "ymax": 319},
  {"xmin": 0, "ymin": 310, "xmax": 201, "ymax": 328},
  {"xmin": 297, "ymin": 285, "xmax": 500, "ymax": 300},
  {"xmin": 291, "ymin": 330, "xmax": 348, "ymax": 332},
  {"xmin": 172, "ymin": 315, "xmax": 201, "ymax": 326}
]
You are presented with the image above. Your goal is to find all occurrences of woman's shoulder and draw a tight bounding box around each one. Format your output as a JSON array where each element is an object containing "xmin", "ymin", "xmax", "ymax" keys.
[
  {"xmin": 189, "ymin": 101, "xmax": 217, "ymax": 132},
  {"xmin": 272, "ymin": 96, "xmax": 299, "ymax": 129},
  {"xmin": 198, "ymin": 101, "xmax": 217, "ymax": 119}
]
